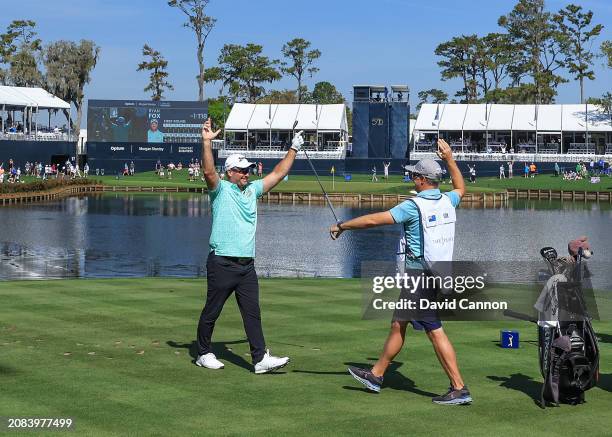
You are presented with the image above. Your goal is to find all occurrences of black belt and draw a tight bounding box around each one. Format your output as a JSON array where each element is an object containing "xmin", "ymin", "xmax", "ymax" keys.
[{"xmin": 213, "ymin": 252, "xmax": 253, "ymax": 265}]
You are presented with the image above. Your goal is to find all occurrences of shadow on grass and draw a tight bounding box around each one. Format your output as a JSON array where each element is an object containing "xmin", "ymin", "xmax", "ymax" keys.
[
  {"xmin": 595, "ymin": 333, "xmax": 612, "ymax": 344},
  {"xmin": 166, "ymin": 339, "xmax": 252, "ymax": 371},
  {"xmin": 597, "ymin": 373, "xmax": 612, "ymax": 392},
  {"xmin": 487, "ymin": 373, "xmax": 541, "ymax": 405},
  {"xmin": 294, "ymin": 360, "xmax": 437, "ymax": 397}
]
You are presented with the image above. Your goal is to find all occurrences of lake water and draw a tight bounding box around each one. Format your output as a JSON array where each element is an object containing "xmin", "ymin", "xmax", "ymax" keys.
[{"xmin": 0, "ymin": 193, "xmax": 610, "ymax": 288}]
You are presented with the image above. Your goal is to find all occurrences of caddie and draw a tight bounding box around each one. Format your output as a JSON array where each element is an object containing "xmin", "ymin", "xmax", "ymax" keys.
[{"xmin": 329, "ymin": 139, "xmax": 472, "ymax": 404}]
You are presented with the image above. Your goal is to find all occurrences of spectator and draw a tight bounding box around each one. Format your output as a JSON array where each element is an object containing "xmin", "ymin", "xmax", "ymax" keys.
[
  {"xmin": 554, "ymin": 162, "xmax": 560, "ymax": 177},
  {"xmin": 257, "ymin": 161, "xmax": 263, "ymax": 177},
  {"xmin": 0, "ymin": 165, "xmax": 4, "ymax": 184},
  {"xmin": 129, "ymin": 161, "xmax": 135, "ymax": 176},
  {"xmin": 468, "ymin": 165, "xmax": 476, "ymax": 183},
  {"xmin": 383, "ymin": 161, "xmax": 390, "ymax": 180},
  {"xmin": 499, "ymin": 164, "xmax": 505, "ymax": 179},
  {"xmin": 508, "ymin": 161, "xmax": 513, "ymax": 179},
  {"xmin": 524, "ymin": 163, "xmax": 530, "ymax": 178},
  {"xmin": 84, "ymin": 163, "xmax": 89, "ymax": 178},
  {"xmin": 529, "ymin": 162, "xmax": 537, "ymax": 178},
  {"xmin": 371, "ymin": 165, "xmax": 378, "ymax": 182}
]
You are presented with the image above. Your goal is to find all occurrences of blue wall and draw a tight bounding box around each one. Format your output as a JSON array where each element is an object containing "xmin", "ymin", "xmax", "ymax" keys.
[
  {"xmin": 0, "ymin": 140, "xmax": 75, "ymax": 165},
  {"xmin": 87, "ymin": 142, "xmax": 203, "ymax": 173}
]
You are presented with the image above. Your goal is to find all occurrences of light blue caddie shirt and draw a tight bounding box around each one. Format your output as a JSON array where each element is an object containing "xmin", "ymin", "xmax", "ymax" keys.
[
  {"xmin": 208, "ymin": 179, "xmax": 264, "ymax": 258},
  {"xmin": 148, "ymin": 130, "xmax": 164, "ymax": 143},
  {"xmin": 390, "ymin": 189, "xmax": 461, "ymax": 268}
]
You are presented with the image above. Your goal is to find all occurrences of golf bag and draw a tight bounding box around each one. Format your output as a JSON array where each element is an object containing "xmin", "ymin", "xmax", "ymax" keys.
[{"xmin": 536, "ymin": 247, "xmax": 599, "ymax": 407}]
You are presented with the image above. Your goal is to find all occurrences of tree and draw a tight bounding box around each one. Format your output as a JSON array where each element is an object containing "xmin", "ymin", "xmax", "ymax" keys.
[
  {"xmin": 602, "ymin": 40, "xmax": 612, "ymax": 68},
  {"xmin": 554, "ymin": 4, "xmax": 603, "ymax": 103},
  {"xmin": 280, "ymin": 38, "xmax": 321, "ymax": 103},
  {"xmin": 417, "ymin": 89, "xmax": 448, "ymax": 109},
  {"xmin": 435, "ymin": 35, "xmax": 480, "ymax": 102},
  {"xmin": 0, "ymin": 20, "xmax": 42, "ymax": 86},
  {"xmin": 257, "ymin": 89, "xmax": 298, "ymax": 104},
  {"xmin": 43, "ymin": 40, "xmax": 100, "ymax": 136},
  {"xmin": 587, "ymin": 92, "xmax": 612, "ymax": 116},
  {"xmin": 305, "ymin": 81, "xmax": 345, "ymax": 104},
  {"xmin": 203, "ymin": 43, "xmax": 280, "ymax": 103},
  {"xmin": 168, "ymin": 0, "xmax": 216, "ymax": 101},
  {"xmin": 137, "ymin": 44, "xmax": 174, "ymax": 101},
  {"xmin": 481, "ymin": 33, "xmax": 515, "ymax": 92},
  {"xmin": 207, "ymin": 96, "xmax": 231, "ymax": 131},
  {"xmin": 498, "ymin": 0, "xmax": 566, "ymax": 104}
]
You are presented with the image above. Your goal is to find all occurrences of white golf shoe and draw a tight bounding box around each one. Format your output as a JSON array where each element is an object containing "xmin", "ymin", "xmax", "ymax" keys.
[
  {"xmin": 196, "ymin": 353, "xmax": 224, "ymax": 369},
  {"xmin": 254, "ymin": 349, "xmax": 290, "ymax": 374}
]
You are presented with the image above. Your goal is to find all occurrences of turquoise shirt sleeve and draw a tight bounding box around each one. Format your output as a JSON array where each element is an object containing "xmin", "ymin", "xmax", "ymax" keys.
[
  {"xmin": 251, "ymin": 179, "xmax": 264, "ymax": 198},
  {"xmin": 209, "ymin": 179, "xmax": 226, "ymax": 200},
  {"xmin": 444, "ymin": 191, "xmax": 461, "ymax": 208},
  {"xmin": 389, "ymin": 200, "xmax": 419, "ymax": 224}
]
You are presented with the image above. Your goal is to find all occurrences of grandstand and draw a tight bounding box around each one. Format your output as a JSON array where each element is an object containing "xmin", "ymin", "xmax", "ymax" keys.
[
  {"xmin": 220, "ymin": 103, "xmax": 349, "ymax": 159},
  {"xmin": 0, "ymin": 86, "xmax": 74, "ymax": 142},
  {"xmin": 413, "ymin": 103, "xmax": 612, "ymax": 162}
]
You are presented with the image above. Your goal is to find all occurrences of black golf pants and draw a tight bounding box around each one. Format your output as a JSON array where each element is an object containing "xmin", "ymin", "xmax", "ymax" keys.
[{"xmin": 197, "ymin": 252, "xmax": 266, "ymax": 364}]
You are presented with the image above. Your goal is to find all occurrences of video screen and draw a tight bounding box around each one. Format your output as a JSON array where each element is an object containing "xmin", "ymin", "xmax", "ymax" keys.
[{"xmin": 87, "ymin": 100, "xmax": 208, "ymax": 143}]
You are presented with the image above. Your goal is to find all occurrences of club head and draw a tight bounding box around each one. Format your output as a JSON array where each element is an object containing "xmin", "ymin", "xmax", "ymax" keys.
[{"xmin": 540, "ymin": 247, "xmax": 558, "ymax": 262}]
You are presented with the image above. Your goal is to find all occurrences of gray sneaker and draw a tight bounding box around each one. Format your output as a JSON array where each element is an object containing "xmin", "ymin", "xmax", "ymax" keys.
[{"xmin": 432, "ymin": 386, "xmax": 472, "ymax": 405}]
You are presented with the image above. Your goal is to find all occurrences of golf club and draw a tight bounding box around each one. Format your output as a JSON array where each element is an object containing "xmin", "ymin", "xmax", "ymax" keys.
[{"xmin": 293, "ymin": 120, "xmax": 341, "ymax": 224}]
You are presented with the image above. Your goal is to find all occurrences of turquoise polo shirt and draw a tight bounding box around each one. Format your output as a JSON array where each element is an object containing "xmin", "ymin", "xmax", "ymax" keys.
[
  {"xmin": 208, "ymin": 179, "xmax": 264, "ymax": 258},
  {"xmin": 390, "ymin": 189, "xmax": 461, "ymax": 268},
  {"xmin": 148, "ymin": 130, "xmax": 164, "ymax": 143}
]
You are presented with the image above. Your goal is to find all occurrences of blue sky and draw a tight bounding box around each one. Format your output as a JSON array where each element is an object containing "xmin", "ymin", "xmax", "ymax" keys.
[{"xmin": 2, "ymin": 0, "xmax": 611, "ymax": 123}]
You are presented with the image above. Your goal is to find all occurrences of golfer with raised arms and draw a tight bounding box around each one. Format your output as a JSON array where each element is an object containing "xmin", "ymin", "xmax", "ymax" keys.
[
  {"xmin": 329, "ymin": 139, "xmax": 472, "ymax": 405},
  {"xmin": 196, "ymin": 118, "xmax": 304, "ymax": 374}
]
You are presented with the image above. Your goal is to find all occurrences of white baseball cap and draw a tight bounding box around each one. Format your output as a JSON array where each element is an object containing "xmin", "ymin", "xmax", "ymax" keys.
[{"xmin": 224, "ymin": 154, "xmax": 256, "ymax": 171}]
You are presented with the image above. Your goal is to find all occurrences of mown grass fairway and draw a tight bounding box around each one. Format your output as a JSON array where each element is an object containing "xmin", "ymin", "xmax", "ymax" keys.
[
  {"xmin": 95, "ymin": 170, "xmax": 612, "ymax": 194},
  {"xmin": 1, "ymin": 278, "xmax": 610, "ymax": 436}
]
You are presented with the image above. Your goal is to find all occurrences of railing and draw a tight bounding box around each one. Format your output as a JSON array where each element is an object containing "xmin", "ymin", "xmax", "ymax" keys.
[
  {"xmin": 218, "ymin": 140, "xmax": 346, "ymax": 159},
  {"xmin": 410, "ymin": 151, "xmax": 612, "ymax": 163},
  {"xmin": 0, "ymin": 132, "xmax": 76, "ymax": 142},
  {"xmin": 568, "ymin": 143, "xmax": 596, "ymax": 154}
]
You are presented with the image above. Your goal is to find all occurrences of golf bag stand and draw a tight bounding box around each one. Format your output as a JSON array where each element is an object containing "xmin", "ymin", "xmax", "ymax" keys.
[{"xmin": 536, "ymin": 247, "xmax": 599, "ymax": 407}]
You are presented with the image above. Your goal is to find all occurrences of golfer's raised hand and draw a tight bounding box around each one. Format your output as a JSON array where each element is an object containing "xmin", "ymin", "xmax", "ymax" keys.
[
  {"xmin": 436, "ymin": 138, "xmax": 453, "ymax": 161},
  {"xmin": 290, "ymin": 130, "xmax": 304, "ymax": 151},
  {"xmin": 202, "ymin": 118, "xmax": 221, "ymax": 141},
  {"xmin": 329, "ymin": 224, "xmax": 343, "ymax": 240}
]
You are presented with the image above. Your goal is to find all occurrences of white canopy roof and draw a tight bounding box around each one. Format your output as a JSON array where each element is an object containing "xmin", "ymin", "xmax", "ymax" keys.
[
  {"xmin": 512, "ymin": 105, "xmax": 537, "ymax": 131},
  {"xmin": 416, "ymin": 103, "xmax": 612, "ymax": 133},
  {"xmin": 486, "ymin": 104, "xmax": 514, "ymax": 131},
  {"xmin": 536, "ymin": 104, "xmax": 562, "ymax": 132},
  {"xmin": 414, "ymin": 103, "xmax": 442, "ymax": 131},
  {"xmin": 0, "ymin": 86, "xmax": 70, "ymax": 110},
  {"xmin": 462, "ymin": 104, "xmax": 491, "ymax": 131},
  {"xmin": 225, "ymin": 103, "xmax": 347, "ymax": 132},
  {"xmin": 437, "ymin": 104, "xmax": 467, "ymax": 130},
  {"xmin": 224, "ymin": 103, "xmax": 255, "ymax": 130}
]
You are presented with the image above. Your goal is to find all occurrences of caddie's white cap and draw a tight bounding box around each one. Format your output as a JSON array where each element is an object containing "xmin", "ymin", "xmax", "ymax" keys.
[{"xmin": 224, "ymin": 154, "xmax": 256, "ymax": 171}]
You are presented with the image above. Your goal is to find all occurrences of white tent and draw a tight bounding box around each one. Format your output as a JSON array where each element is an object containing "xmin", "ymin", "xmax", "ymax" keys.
[
  {"xmin": 415, "ymin": 103, "xmax": 612, "ymax": 153},
  {"xmin": 0, "ymin": 85, "xmax": 71, "ymax": 139},
  {"xmin": 222, "ymin": 103, "xmax": 348, "ymax": 157}
]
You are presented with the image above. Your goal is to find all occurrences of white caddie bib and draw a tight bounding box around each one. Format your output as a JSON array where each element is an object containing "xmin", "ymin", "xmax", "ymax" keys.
[{"xmin": 409, "ymin": 195, "xmax": 456, "ymax": 263}]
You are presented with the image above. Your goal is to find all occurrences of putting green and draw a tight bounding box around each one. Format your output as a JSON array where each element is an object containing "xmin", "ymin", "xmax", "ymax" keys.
[{"xmin": 0, "ymin": 278, "xmax": 610, "ymax": 436}]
